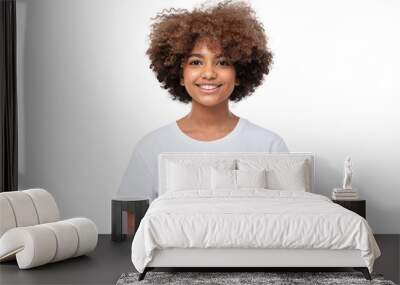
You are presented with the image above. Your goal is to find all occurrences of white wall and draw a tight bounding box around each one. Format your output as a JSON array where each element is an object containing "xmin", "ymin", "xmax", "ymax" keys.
[{"xmin": 16, "ymin": 0, "xmax": 400, "ymax": 234}]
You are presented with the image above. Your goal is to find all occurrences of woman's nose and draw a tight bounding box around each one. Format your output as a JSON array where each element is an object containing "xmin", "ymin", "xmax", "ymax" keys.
[{"xmin": 201, "ymin": 63, "xmax": 217, "ymax": 79}]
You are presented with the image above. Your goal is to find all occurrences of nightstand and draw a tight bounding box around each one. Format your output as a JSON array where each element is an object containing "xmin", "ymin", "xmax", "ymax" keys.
[
  {"xmin": 111, "ymin": 197, "xmax": 149, "ymax": 242},
  {"xmin": 332, "ymin": 199, "xmax": 366, "ymax": 219}
]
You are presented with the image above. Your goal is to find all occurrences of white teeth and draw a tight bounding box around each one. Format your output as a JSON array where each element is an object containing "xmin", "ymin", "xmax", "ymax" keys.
[{"xmin": 198, "ymin": 84, "xmax": 220, "ymax": 90}]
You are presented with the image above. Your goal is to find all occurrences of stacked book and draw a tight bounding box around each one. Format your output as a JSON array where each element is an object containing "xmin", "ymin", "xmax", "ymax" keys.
[{"xmin": 332, "ymin": 188, "xmax": 359, "ymax": 200}]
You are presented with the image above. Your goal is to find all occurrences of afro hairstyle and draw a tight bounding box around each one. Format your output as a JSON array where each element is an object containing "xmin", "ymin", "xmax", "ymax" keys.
[{"xmin": 146, "ymin": 0, "xmax": 273, "ymax": 103}]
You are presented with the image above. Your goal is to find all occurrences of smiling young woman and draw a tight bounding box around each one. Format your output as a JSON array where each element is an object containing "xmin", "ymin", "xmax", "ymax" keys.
[
  {"xmin": 181, "ymin": 38, "xmax": 237, "ymax": 109},
  {"xmin": 178, "ymin": 37, "xmax": 240, "ymax": 141},
  {"xmin": 117, "ymin": 1, "xmax": 289, "ymax": 200}
]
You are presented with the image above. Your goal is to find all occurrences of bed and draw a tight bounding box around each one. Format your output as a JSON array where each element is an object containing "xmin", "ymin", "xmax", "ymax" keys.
[{"xmin": 130, "ymin": 152, "xmax": 381, "ymax": 281}]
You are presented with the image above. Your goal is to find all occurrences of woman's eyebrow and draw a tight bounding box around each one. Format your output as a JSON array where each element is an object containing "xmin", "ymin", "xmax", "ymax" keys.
[
  {"xmin": 188, "ymin": 53, "xmax": 224, "ymax": 58},
  {"xmin": 188, "ymin": 53, "xmax": 204, "ymax": 58}
]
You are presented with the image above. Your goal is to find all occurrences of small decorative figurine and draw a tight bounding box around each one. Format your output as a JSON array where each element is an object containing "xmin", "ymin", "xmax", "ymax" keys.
[{"xmin": 342, "ymin": 156, "xmax": 353, "ymax": 190}]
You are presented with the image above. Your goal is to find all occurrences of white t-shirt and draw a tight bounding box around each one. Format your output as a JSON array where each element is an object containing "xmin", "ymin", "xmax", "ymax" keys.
[{"xmin": 117, "ymin": 117, "xmax": 289, "ymax": 200}]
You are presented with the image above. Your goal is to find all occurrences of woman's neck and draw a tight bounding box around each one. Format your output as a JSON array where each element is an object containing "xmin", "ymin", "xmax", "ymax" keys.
[{"xmin": 179, "ymin": 101, "xmax": 239, "ymax": 131}]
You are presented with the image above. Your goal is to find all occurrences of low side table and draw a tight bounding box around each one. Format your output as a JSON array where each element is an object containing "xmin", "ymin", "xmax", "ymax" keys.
[
  {"xmin": 332, "ymin": 199, "xmax": 366, "ymax": 219},
  {"xmin": 111, "ymin": 197, "xmax": 149, "ymax": 242}
]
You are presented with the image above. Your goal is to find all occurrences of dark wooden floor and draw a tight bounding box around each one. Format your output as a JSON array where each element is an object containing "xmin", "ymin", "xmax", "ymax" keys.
[
  {"xmin": 0, "ymin": 235, "xmax": 133, "ymax": 285},
  {"xmin": 0, "ymin": 235, "xmax": 398, "ymax": 285}
]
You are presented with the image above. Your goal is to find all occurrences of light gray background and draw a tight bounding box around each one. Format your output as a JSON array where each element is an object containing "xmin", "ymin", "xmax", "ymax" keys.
[{"xmin": 16, "ymin": 0, "xmax": 400, "ymax": 234}]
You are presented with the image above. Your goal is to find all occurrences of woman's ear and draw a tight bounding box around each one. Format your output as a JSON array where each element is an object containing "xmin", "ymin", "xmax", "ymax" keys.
[
  {"xmin": 180, "ymin": 78, "xmax": 185, "ymax": 86},
  {"xmin": 235, "ymin": 79, "xmax": 240, "ymax": 86}
]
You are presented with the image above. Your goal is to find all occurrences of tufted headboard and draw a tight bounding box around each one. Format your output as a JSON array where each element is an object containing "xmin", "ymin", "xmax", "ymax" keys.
[{"xmin": 158, "ymin": 152, "xmax": 315, "ymax": 195}]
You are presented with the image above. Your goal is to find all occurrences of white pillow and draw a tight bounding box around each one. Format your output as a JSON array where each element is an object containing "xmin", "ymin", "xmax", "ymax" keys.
[
  {"xmin": 236, "ymin": 169, "xmax": 267, "ymax": 188},
  {"xmin": 237, "ymin": 159, "xmax": 308, "ymax": 191},
  {"xmin": 266, "ymin": 163, "xmax": 306, "ymax": 191},
  {"xmin": 167, "ymin": 162, "xmax": 210, "ymax": 191},
  {"xmin": 165, "ymin": 159, "xmax": 236, "ymax": 192},
  {"xmin": 211, "ymin": 168, "xmax": 236, "ymax": 190},
  {"xmin": 211, "ymin": 168, "xmax": 268, "ymax": 190}
]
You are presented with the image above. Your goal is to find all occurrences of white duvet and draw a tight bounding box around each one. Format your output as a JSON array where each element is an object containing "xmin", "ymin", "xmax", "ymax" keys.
[{"xmin": 131, "ymin": 189, "xmax": 380, "ymax": 273}]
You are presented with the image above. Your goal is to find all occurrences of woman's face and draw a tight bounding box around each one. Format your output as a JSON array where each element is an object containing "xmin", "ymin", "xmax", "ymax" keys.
[{"xmin": 181, "ymin": 40, "xmax": 237, "ymax": 107}]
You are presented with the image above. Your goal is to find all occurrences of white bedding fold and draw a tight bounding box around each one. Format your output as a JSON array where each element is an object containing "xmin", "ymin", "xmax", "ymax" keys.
[{"xmin": 131, "ymin": 189, "xmax": 380, "ymax": 273}]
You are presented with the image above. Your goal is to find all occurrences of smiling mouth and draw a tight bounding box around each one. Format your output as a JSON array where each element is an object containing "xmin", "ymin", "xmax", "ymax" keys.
[{"xmin": 195, "ymin": 84, "xmax": 223, "ymax": 93}]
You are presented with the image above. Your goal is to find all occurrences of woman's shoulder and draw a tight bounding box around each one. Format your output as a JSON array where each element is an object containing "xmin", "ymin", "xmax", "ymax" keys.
[
  {"xmin": 242, "ymin": 118, "xmax": 288, "ymax": 152},
  {"xmin": 134, "ymin": 121, "xmax": 176, "ymax": 149},
  {"xmin": 242, "ymin": 118, "xmax": 285, "ymax": 142}
]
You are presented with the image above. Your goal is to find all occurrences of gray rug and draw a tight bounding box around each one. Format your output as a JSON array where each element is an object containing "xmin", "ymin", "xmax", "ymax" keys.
[{"xmin": 116, "ymin": 271, "xmax": 397, "ymax": 285}]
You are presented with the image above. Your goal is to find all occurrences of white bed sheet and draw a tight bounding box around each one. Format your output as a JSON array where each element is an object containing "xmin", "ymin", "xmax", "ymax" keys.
[{"xmin": 131, "ymin": 189, "xmax": 380, "ymax": 273}]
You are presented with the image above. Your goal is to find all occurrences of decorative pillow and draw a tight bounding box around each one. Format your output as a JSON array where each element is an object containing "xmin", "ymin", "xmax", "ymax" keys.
[
  {"xmin": 165, "ymin": 159, "xmax": 236, "ymax": 192},
  {"xmin": 267, "ymin": 164, "xmax": 306, "ymax": 191},
  {"xmin": 211, "ymin": 168, "xmax": 236, "ymax": 190},
  {"xmin": 236, "ymin": 169, "xmax": 267, "ymax": 189},
  {"xmin": 211, "ymin": 168, "xmax": 268, "ymax": 190},
  {"xmin": 237, "ymin": 159, "xmax": 309, "ymax": 191},
  {"xmin": 166, "ymin": 162, "xmax": 210, "ymax": 191}
]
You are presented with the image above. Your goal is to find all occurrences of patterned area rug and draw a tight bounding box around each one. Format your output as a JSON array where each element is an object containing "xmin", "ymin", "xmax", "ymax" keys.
[{"xmin": 116, "ymin": 271, "xmax": 396, "ymax": 285}]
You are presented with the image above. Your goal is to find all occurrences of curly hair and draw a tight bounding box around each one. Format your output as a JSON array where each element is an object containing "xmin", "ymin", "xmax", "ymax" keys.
[{"xmin": 146, "ymin": 0, "xmax": 273, "ymax": 103}]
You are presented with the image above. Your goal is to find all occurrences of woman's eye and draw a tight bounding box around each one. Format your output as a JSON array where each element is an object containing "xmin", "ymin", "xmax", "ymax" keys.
[
  {"xmin": 189, "ymin": 60, "xmax": 202, "ymax": 65},
  {"xmin": 218, "ymin": 60, "xmax": 230, "ymax": 66}
]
